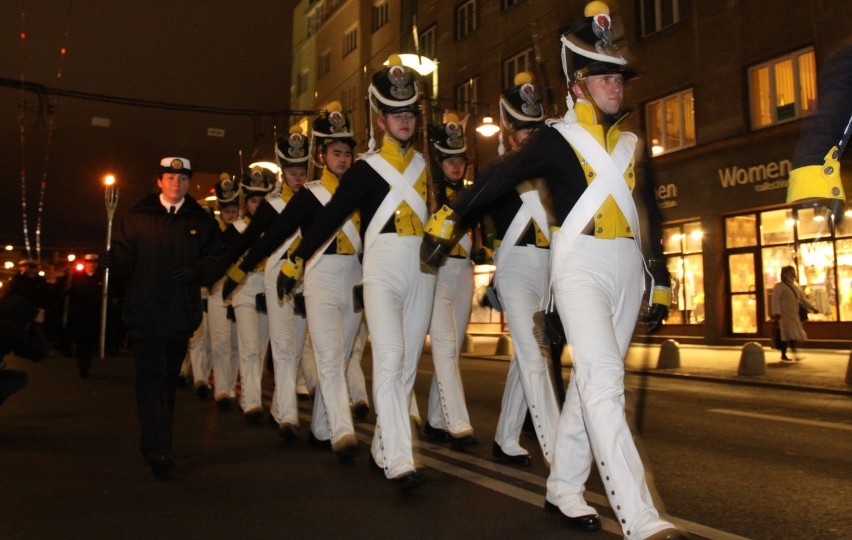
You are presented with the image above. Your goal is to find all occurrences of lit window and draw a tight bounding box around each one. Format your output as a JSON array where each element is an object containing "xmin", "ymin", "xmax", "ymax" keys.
[
  {"xmin": 455, "ymin": 1, "xmax": 477, "ymax": 40},
  {"xmin": 749, "ymin": 48, "xmax": 816, "ymax": 129},
  {"xmin": 662, "ymin": 221, "xmax": 705, "ymax": 325},
  {"xmin": 640, "ymin": 0, "xmax": 690, "ymax": 37},
  {"xmin": 646, "ymin": 89, "xmax": 694, "ymax": 156}
]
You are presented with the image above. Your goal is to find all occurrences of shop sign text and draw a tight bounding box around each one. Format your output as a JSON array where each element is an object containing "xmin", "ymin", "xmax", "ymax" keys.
[{"xmin": 718, "ymin": 159, "xmax": 791, "ymax": 192}]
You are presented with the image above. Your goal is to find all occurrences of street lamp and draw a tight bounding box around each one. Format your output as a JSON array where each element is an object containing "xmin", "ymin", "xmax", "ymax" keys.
[
  {"xmin": 476, "ymin": 117, "xmax": 500, "ymax": 137},
  {"xmin": 100, "ymin": 174, "xmax": 119, "ymax": 361}
]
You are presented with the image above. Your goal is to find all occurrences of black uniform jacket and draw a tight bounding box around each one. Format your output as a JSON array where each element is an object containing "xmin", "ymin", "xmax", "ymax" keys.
[
  {"xmin": 111, "ymin": 193, "xmax": 227, "ymax": 338},
  {"xmin": 293, "ymin": 159, "xmax": 398, "ymax": 263},
  {"xmin": 222, "ymin": 198, "xmax": 281, "ymax": 265}
]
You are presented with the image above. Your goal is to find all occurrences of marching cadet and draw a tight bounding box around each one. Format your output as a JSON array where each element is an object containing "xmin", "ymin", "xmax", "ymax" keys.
[
  {"xmin": 209, "ymin": 175, "xmax": 242, "ymax": 409},
  {"xmin": 226, "ymin": 102, "xmax": 366, "ymax": 460},
  {"xmin": 421, "ymin": 2, "xmax": 683, "ymax": 537},
  {"xmin": 422, "ymin": 113, "xmax": 477, "ymax": 449},
  {"xmin": 230, "ymin": 167, "xmax": 275, "ymax": 423},
  {"xmin": 279, "ymin": 56, "xmax": 435, "ymax": 489},
  {"xmin": 477, "ymin": 72, "xmax": 561, "ymax": 466}
]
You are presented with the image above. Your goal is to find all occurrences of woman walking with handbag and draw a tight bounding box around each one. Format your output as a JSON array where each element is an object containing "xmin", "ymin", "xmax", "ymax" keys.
[{"xmin": 771, "ymin": 265, "xmax": 818, "ymax": 361}]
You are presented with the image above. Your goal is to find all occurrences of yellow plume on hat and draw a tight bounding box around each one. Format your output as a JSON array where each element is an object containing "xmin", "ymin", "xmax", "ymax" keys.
[
  {"xmin": 514, "ymin": 71, "xmax": 534, "ymax": 86},
  {"xmin": 387, "ymin": 53, "xmax": 403, "ymax": 66},
  {"xmin": 219, "ymin": 172, "xmax": 230, "ymax": 182},
  {"xmin": 584, "ymin": 1, "xmax": 610, "ymax": 16},
  {"xmin": 325, "ymin": 101, "xmax": 343, "ymax": 113},
  {"xmin": 444, "ymin": 112, "xmax": 460, "ymax": 123},
  {"xmin": 288, "ymin": 125, "xmax": 303, "ymax": 135}
]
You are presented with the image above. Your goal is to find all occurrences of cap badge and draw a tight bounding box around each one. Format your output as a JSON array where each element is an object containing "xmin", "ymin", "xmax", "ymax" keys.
[
  {"xmin": 287, "ymin": 133, "xmax": 306, "ymax": 158},
  {"xmin": 171, "ymin": 158, "xmax": 184, "ymax": 170},
  {"xmin": 445, "ymin": 122, "xmax": 464, "ymax": 149},
  {"xmin": 388, "ymin": 65, "xmax": 414, "ymax": 99},
  {"xmin": 592, "ymin": 13, "xmax": 617, "ymax": 56},
  {"xmin": 328, "ymin": 110, "xmax": 346, "ymax": 133},
  {"xmin": 250, "ymin": 170, "xmax": 265, "ymax": 187},
  {"xmin": 519, "ymin": 84, "xmax": 542, "ymax": 116},
  {"xmin": 220, "ymin": 178, "xmax": 236, "ymax": 199}
]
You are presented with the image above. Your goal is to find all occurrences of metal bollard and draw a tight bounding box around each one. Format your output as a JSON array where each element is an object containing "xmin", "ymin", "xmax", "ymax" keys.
[
  {"xmin": 495, "ymin": 334, "xmax": 513, "ymax": 356},
  {"xmin": 737, "ymin": 342, "xmax": 766, "ymax": 375},
  {"xmin": 461, "ymin": 333, "xmax": 476, "ymax": 354},
  {"xmin": 656, "ymin": 339, "xmax": 681, "ymax": 369}
]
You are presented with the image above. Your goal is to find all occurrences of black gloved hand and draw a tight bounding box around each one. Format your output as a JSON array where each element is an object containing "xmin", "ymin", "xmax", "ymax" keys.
[
  {"xmin": 645, "ymin": 303, "xmax": 669, "ymax": 333},
  {"xmin": 226, "ymin": 305, "xmax": 236, "ymax": 321},
  {"xmin": 221, "ymin": 277, "xmax": 239, "ymax": 300},
  {"xmin": 420, "ymin": 234, "xmax": 450, "ymax": 273},
  {"xmin": 277, "ymin": 272, "xmax": 298, "ymax": 300},
  {"xmin": 170, "ymin": 267, "xmax": 198, "ymax": 285},
  {"xmin": 470, "ymin": 247, "xmax": 489, "ymax": 265}
]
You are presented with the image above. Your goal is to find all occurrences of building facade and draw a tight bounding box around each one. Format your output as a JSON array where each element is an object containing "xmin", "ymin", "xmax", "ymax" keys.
[{"xmin": 290, "ymin": 0, "xmax": 852, "ymax": 347}]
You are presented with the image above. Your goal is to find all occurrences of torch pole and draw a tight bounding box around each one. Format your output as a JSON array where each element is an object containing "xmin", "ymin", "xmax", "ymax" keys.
[{"xmin": 99, "ymin": 179, "xmax": 118, "ymax": 361}]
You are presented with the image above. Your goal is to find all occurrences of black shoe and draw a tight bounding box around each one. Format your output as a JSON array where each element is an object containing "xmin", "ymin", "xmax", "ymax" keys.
[
  {"xmin": 244, "ymin": 408, "xmax": 264, "ymax": 424},
  {"xmin": 308, "ymin": 432, "xmax": 331, "ymax": 451},
  {"xmin": 215, "ymin": 397, "xmax": 232, "ymax": 410},
  {"xmin": 492, "ymin": 442, "xmax": 532, "ymax": 466},
  {"xmin": 393, "ymin": 471, "xmax": 424, "ymax": 491},
  {"xmin": 147, "ymin": 452, "xmax": 175, "ymax": 480},
  {"xmin": 423, "ymin": 423, "xmax": 450, "ymax": 441},
  {"xmin": 450, "ymin": 433, "xmax": 478, "ymax": 450},
  {"xmin": 278, "ymin": 423, "xmax": 298, "ymax": 442},
  {"xmin": 334, "ymin": 442, "xmax": 358, "ymax": 462},
  {"xmin": 296, "ymin": 392, "xmax": 312, "ymax": 401},
  {"xmin": 176, "ymin": 376, "xmax": 188, "ymax": 389},
  {"xmin": 195, "ymin": 384, "xmax": 209, "ymax": 400},
  {"xmin": 0, "ymin": 370, "xmax": 28, "ymax": 405},
  {"xmin": 544, "ymin": 501, "xmax": 601, "ymax": 532},
  {"xmin": 352, "ymin": 401, "xmax": 370, "ymax": 420},
  {"xmin": 522, "ymin": 411, "xmax": 535, "ymax": 435},
  {"xmin": 368, "ymin": 455, "xmax": 384, "ymax": 474}
]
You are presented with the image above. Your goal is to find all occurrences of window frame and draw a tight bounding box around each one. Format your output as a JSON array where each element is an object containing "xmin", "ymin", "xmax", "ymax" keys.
[
  {"xmin": 503, "ymin": 47, "xmax": 535, "ymax": 90},
  {"xmin": 455, "ymin": 0, "xmax": 478, "ymax": 41},
  {"xmin": 645, "ymin": 88, "xmax": 695, "ymax": 156},
  {"xmin": 343, "ymin": 25, "xmax": 358, "ymax": 58},
  {"xmin": 640, "ymin": 0, "xmax": 690, "ymax": 37},
  {"xmin": 748, "ymin": 47, "xmax": 817, "ymax": 130}
]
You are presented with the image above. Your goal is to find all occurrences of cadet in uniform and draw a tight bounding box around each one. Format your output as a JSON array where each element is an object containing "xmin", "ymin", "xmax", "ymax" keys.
[
  {"xmin": 209, "ymin": 175, "xmax": 242, "ymax": 409},
  {"xmin": 108, "ymin": 156, "xmax": 227, "ymax": 479},
  {"xmin": 422, "ymin": 3, "xmax": 683, "ymax": 538},
  {"xmin": 230, "ymin": 167, "xmax": 275, "ymax": 422},
  {"xmin": 280, "ymin": 56, "xmax": 435, "ymax": 489},
  {"xmin": 422, "ymin": 113, "xmax": 477, "ymax": 449},
  {"xmin": 485, "ymin": 73, "xmax": 560, "ymax": 467}
]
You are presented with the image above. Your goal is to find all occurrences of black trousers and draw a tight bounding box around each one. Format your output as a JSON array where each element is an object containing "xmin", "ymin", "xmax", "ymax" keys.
[{"xmin": 131, "ymin": 334, "xmax": 190, "ymax": 459}]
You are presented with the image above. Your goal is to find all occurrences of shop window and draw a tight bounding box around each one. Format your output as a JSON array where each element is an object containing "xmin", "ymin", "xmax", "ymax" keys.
[
  {"xmin": 640, "ymin": 0, "xmax": 690, "ymax": 37},
  {"xmin": 455, "ymin": 1, "xmax": 477, "ymax": 40},
  {"xmin": 646, "ymin": 89, "xmax": 695, "ymax": 156},
  {"xmin": 725, "ymin": 215, "xmax": 757, "ymax": 248},
  {"xmin": 503, "ymin": 48, "xmax": 534, "ymax": 90},
  {"xmin": 749, "ymin": 48, "xmax": 816, "ymax": 129},
  {"xmin": 662, "ymin": 221, "xmax": 705, "ymax": 324}
]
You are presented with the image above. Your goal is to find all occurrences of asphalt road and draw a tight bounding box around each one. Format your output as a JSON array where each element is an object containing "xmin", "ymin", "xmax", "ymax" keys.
[{"xmin": 2, "ymin": 349, "xmax": 850, "ymax": 540}]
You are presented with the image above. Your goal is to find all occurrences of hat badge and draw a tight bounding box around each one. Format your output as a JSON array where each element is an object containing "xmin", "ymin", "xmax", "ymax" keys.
[
  {"xmin": 250, "ymin": 169, "xmax": 265, "ymax": 187},
  {"xmin": 328, "ymin": 110, "xmax": 346, "ymax": 133},
  {"xmin": 288, "ymin": 133, "xmax": 306, "ymax": 158},
  {"xmin": 592, "ymin": 13, "xmax": 617, "ymax": 56},
  {"xmin": 220, "ymin": 178, "xmax": 235, "ymax": 199},
  {"xmin": 388, "ymin": 65, "xmax": 414, "ymax": 100},
  {"xmin": 445, "ymin": 122, "xmax": 464, "ymax": 149},
  {"xmin": 171, "ymin": 158, "xmax": 184, "ymax": 170},
  {"xmin": 519, "ymin": 83, "xmax": 542, "ymax": 116}
]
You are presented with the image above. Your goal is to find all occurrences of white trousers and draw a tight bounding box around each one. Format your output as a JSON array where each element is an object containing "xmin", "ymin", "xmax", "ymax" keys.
[
  {"xmin": 546, "ymin": 235, "xmax": 672, "ymax": 539},
  {"xmin": 303, "ymin": 254, "xmax": 363, "ymax": 444},
  {"xmin": 233, "ymin": 271, "xmax": 270, "ymax": 412},
  {"xmin": 264, "ymin": 257, "xmax": 311, "ymax": 427},
  {"xmin": 209, "ymin": 279, "xmax": 239, "ymax": 399},
  {"xmin": 427, "ymin": 256, "xmax": 474, "ymax": 436},
  {"xmin": 188, "ymin": 310, "xmax": 212, "ymax": 386},
  {"xmin": 346, "ymin": 319, "xmax": 370, "ymax": 407},
  {"xmin": 365, "ymin": 235, "xmax": 436, "ymax": 479},
  {"xmin": 494, "ymin": 245, "xmax": 559, "ymax": 463}
]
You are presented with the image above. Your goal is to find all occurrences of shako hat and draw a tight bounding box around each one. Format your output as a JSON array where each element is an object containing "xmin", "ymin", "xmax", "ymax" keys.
[
  {"xmin": 158, "ymin": 156, "xmax": 193, "ymax": 178},
  {"xmin": 369, "ymin": 54, "xmax": 420, "ymax": 115},
  {"xmin": 82, "ymin": 253, "xmax": 99, "ymax": 262},
  {"xmin": 499, "ymin": 71, "xmax": 545, "ymax": 131},
  {"xmin": 214, "ymin": 173, "xmax": 241, "ymax": 206},
  {"xmin": 275, "ymin": 126, "xmax": 310, "ymax": 168},
  {"xmin": 561, "ymin": 1, "xmax": 633, "ymax": 82},
  {"xmin": 430, "ymin": 112, "xmax": 468, "ymax": 161},
  {"xmin": 312, "ymin": 101, "xmax": 356, "ymax": 151},
  {"xmin": 241, "ymin": 166, "xmax": 275, "ymax": 197}
]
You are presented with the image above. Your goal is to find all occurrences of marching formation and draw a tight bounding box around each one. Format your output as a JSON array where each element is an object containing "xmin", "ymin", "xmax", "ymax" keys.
[{"xmin": 100, "ymin": 3, "xmax": 692, "ymax": 539}]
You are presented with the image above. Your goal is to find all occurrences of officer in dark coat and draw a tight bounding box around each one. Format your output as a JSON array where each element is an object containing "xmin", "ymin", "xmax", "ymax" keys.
[
  {"xmin": 108, "ymin": 156, "xmax": 227, "ymax": 479},
  {"xmin": 67, "ymin": 254, "xmax": 103, "ymax": 378}
]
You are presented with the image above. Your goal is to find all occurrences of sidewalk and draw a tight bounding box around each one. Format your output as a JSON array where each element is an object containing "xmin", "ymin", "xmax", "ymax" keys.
[{"xmin": 459, "ymin": 335, "xmax": 852, "ymax": 396}]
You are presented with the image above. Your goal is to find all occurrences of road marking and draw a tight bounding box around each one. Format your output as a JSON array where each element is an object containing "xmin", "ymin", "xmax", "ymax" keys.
[
  {"xmin": 280, "ymin": 394, "xmax": 749, "ymax": 539},
  {"xmin": 708, "ymin": 409, "xmax": 852, "ymax": 431}
]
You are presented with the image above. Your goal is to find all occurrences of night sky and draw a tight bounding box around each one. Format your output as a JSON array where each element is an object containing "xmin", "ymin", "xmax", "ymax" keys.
[{"xmin": 1, "ymin": 1, "xmax": 294, "ymax": 258}]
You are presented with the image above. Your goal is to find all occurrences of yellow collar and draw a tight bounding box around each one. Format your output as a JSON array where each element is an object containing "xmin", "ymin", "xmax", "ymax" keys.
[
  {"xmin": 379, "ymin": 136, "xmax": 417, "ymax": 173},
  {"xmin": 320, "ymin": 167, "xmax": 340, "ymax": 194}
]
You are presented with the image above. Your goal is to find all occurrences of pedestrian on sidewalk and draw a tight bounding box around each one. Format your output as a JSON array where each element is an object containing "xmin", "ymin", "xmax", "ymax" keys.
[
  {"xmin": 66, "ymin": 254, "xmax": 103, "ymax": 378},
  {"xmin": 771, "ymin": 265, "xmax": 818, "ymax": 362},
  {"xmin": 107, "ymin": 156, "xmax": 227, "ymax": 479}
]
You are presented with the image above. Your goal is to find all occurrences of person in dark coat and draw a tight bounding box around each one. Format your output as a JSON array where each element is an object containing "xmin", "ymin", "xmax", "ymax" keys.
[
  {"xmin": 107, "ymin": 156, "xmax": 227, "ymax": 479},
  {"xmin": 3, "ymin": 259, "xmax": 50, "ymax": 313},
  {"xmin": 0, "ymin": 294, "xmax": 49, "ymax": 406},
  {"xmin": 67, "ymin": 254, "xmax": 103, "ymax": 378}
]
